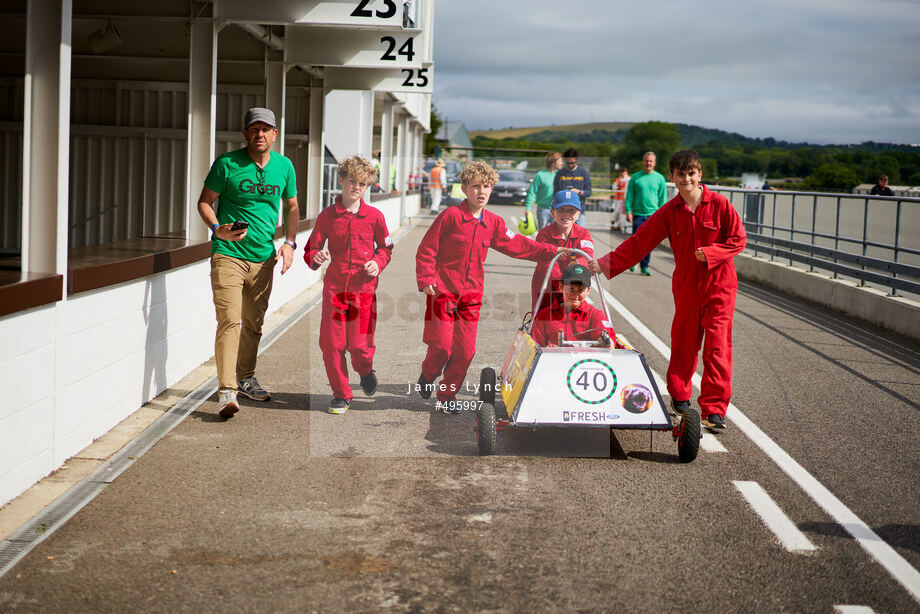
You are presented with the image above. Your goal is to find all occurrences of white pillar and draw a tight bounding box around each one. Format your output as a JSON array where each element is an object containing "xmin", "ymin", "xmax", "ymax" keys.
[
  {"xmin": 396, "ymin": 113, "xmax": 409, "ymax": 222},
  {"xmin": 22, "ymin": 0, "xmax": 71, "ymax": 277},
  {"xmin": 185, "ymin": 20, "xmax": 218, "ymax": 243},
  {"xmin": 398, "ymin": 114, "xmax": 407, "ymax": 191},
  {"xmin": 265, "ymin": 61, "xmax": 287, "ymax": 154},
  {"xmin": 380, "ymin": 99, "xmax": 394, "ymax": 192},
  {"xmin": 306, "ymin": 86, "xmax": 324, "ymax": 217}
]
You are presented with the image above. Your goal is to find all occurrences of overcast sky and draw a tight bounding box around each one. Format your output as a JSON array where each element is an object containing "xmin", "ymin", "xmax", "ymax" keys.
[{"xmin": 432, "ymin": 0, "xmax": 920, "ymax": 145}]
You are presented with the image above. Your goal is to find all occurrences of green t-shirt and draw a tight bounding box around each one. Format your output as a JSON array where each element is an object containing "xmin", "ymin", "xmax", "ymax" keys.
[
  {"xmin": 624, "ymin": 170, "xmax": 667, "ymax": 216},
  {"xmin": 205, "ymin": 148, "xmax": 297, "ymax": 262},
  {"xmin": 524, "ymin": 168, "xmax": 558, "ymax": 210}
]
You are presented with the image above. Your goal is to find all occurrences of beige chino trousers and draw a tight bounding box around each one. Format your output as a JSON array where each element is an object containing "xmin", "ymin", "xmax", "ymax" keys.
[{"xmin": 210, "ymin": 252, "xmax": 275, "ymax": 390}]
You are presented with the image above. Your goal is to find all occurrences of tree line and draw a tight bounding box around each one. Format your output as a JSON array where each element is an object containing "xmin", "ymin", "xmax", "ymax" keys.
[{"xmin": 467, "ymin": 120, "xmax": 920, "ymax": 192}]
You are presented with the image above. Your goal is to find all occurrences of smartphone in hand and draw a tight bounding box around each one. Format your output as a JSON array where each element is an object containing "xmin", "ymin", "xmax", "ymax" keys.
[{"xmin": 230, "ymin": 220, "xmax": 250, "ymax": 231}]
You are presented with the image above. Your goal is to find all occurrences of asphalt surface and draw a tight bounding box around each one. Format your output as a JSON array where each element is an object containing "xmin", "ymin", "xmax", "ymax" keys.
[{"xmin": 0, "ymin": 206, "xmax": 917, "ymax": 613}]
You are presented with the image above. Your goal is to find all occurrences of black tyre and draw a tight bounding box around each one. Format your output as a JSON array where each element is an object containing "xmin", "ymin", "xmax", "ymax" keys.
[
  {"xmin": 477, "ymin": 402, "xmax": 497, "ymax": 456},
  {"xmin": 479, "ymin": 367, "xmax": 496, "ymax": 405},
  {"xmin": 677, "ymin": 407, "xmax": 701, "ymax": 463}
]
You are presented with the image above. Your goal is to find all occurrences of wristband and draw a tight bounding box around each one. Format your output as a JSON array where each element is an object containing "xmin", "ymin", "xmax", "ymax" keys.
[{"xmin": 211, "ymin": 223, "xmax": 219, "ymax": 234}]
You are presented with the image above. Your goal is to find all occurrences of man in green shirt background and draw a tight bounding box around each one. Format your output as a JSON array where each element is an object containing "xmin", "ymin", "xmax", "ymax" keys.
[
  {"xmin": 197, "ymin": 107, "xmax": 300, "ymax": 418},
  {"xmin": 524, "ymin": 151, "xmax": 562, "ymax": 229},
  {"xmin": 624, "ymin": 151, "xmax": 667, "ymax": 276}
]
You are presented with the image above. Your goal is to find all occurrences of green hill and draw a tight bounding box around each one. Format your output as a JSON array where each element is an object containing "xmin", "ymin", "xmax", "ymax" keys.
[{"xmin": 469, "ymin": 122, "xmax": 635, "ymax": 141}]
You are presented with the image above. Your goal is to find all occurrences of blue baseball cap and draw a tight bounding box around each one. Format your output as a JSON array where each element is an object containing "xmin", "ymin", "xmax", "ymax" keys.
[{"xmin": 551, "ymin": 190, "xmax": 582, "ymax": 211}]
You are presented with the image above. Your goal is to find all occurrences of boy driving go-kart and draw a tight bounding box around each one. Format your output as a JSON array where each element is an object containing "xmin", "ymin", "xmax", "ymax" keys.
[{"xmin": 531, "ymin": 263, "xmax": 616, "ymax": 347}]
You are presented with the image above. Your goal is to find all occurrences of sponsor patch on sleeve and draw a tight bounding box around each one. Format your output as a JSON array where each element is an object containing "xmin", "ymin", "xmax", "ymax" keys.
[
  {"xmin": 384, "ymin": 235, "xmax": 393, "ymax": 247},
  {"xmin": 580, "ymin": 240, "xmax": 593, "ymax": 249},
  {"xmin": 506, "ymin": 228, "xmax": 515, "ymax": 240},
  {"xmin": 602, "ymin": 320, "xmax": 612, "ymax": 328}
]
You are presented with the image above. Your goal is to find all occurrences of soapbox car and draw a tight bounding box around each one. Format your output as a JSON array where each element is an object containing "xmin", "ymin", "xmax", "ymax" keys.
[{"xmin": 475, "ymin": 250, "xmax": 700, "ymax": 462}]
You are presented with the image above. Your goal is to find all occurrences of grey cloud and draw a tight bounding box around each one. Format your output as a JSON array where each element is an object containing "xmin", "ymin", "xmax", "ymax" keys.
[{"xmin": 433, "ymin": 0, "xmax": 920, "ymax": 143}]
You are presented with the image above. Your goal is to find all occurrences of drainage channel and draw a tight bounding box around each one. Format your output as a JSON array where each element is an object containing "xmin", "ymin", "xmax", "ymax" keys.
[{"xmin": 0, "ymin": 216, "xmax": 421, "ymax": 579}]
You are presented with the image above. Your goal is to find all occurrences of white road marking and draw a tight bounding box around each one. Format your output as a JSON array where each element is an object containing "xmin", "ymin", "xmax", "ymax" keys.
[
  {"xmin": 834, "ymin": 606, "xmax": 876, "ymax": 614},
  {"xmin": 601, "ymin": 286, "xmax": 920, "ymax": 604},
  {"xmin": 733, "ymin": 481, "xmax": 816, "ymax": 552},
  {"xmin": 700, "ymin": 433, "xmax": 728, "ymax": 453}
]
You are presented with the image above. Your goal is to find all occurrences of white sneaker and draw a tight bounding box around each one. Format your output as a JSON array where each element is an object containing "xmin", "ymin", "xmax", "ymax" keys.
[{"xmin": 217, "ymin": 389, "xmax": 240, "ymax": 419}]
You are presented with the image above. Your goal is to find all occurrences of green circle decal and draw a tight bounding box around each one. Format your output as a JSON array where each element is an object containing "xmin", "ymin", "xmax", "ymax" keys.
[{"xmin": 566, "ymin": 359, "xmax": 617, "ymax": 404}]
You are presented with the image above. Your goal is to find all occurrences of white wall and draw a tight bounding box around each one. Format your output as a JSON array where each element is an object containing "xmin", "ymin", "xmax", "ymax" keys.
[
  {"xmin": 323, "ymin": 90, "xmax": 375, "ymax": 162},
  {"xmin": 0, "ymin": 227, "xmax": 320, "ymax": 507},
  {"xmin": 0, "ymin": 306, "xmax": 56, "ymax": 508}
]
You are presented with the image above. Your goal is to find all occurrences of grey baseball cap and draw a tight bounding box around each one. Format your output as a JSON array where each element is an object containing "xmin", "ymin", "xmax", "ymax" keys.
[{"xmin": 244, "ymin": 107, "xmax": 276, "ymax": 128}]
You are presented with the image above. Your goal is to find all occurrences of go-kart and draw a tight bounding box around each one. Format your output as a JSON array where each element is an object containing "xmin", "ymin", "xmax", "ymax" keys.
[{"xmin": 475, "ymin": 250, "xmax": 700, "ymax": 462}]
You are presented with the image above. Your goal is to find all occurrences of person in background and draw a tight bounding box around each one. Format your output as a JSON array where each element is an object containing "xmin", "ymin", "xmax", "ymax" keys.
[
  {"xmin": 429, "ymin": 158, "xmax": 446, "ymax": 214},
  {"xmin": 623, "ymin": 151, "xmax": 667, "ymax": 275},
  {"xmin": 610, "ymin": 166, "xmax": 630, "ymax": 231},
  {"xmin": 554, "ymin": 147, "xmax": 592, "ymax": 227},
  {"xmin": 525, "ymin": 151, "xmax": 562, "ymax": 229},
  {"xmin": 870, "ymin": 175, "xmax": 894, "ymax": 196}
]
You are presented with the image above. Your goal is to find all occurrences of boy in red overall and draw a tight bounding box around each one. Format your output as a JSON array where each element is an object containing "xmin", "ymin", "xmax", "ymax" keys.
[
  {"xmin": 306, "ymin": 156, "xmax": 393, "ymax": 414},
  {"xmin": 531, "ymin": 264, "xmax": 615, "ymax": 347},
  {"xmin": 531, "ymin": 190, "xmax": 594, "ymax": 312},
  {"xmin": 589, "ymin": 150, "xmax": 746, "ymax": 431},
  {"xmin": 416, "ymin": 161, "xmax": 565, "ymax": 411}
]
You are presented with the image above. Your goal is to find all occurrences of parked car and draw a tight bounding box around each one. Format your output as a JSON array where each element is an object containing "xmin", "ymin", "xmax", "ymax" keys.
[{"xmin": 490, "ymin": 170, "xmax": 530, "ymax": 205}]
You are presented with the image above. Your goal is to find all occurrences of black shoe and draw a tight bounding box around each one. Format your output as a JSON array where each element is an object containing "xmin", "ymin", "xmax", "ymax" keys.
[
  {"xmin": 360, "ymin": 370, "xmax": 378, "ymax": 396},
  {"xmin": 417, "ymin": 373, "xmax": 434, "ymax": 399},
  {"xmin": 328, "ymin": 397, "xmax": 350, "ymax": 415},
  {"xmin": 672, "ymin": 399, "xmax": 691, "ymax": 416},
  {"xmin": 703, "ymin": 413, "xmax": 726, "ymax": 430}
]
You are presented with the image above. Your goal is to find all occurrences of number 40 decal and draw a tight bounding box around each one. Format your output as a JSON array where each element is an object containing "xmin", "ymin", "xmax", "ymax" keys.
[
  {"xmin": 401, "ymin": 67, "xmax": 429, "ymax": 88},
  {"xmin": 351, "ymin": 0, "xmax": 397, "ymax": 18}
]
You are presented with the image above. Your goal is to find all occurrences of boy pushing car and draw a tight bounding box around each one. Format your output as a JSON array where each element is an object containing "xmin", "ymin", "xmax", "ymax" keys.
[
  {"xmin": 589, "ymin": 150, "xmax": 746, "ymax": 431},
  {"xmin": 416, "ymin": 161, "xmax": 567, "ymax": 411}
]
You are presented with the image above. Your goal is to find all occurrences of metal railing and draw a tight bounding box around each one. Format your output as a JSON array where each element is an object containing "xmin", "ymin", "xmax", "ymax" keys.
[
  {"xmin": 704, "ymin": 185, "xmax": 920, "ymax": 298},
  {"xmin": 322, "ymin": 162, "xmax": 341, "ymax": 210}
]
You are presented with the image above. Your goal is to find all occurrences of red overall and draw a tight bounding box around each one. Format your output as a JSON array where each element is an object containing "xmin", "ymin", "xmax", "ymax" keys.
[
  {"xmin": 305, "ymin": 198, "xmax": 393, "ymax": 401},
  {"xmin": 531, "ymin": 223, "xmax": 594, "ymax": 311},
  {"xmin": 531, "ymin": 300, "xmax": 615, "ymax": 347},
  {"xmin": 416, "ymin": 201, "xmax": 557, "ymax": 402},
  {"xmin": 597, "ymin": 185, "xmax": 746, "ymax": 418}
]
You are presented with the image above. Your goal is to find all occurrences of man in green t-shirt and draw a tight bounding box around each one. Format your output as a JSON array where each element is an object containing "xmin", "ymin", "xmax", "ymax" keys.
[
  {"xmin": 624, "ymin": 151, "xmax": 667, "ymax": 276},
  {"xmin": 197, "ymin": 107, "xmax": 300, "ymax": 419}
]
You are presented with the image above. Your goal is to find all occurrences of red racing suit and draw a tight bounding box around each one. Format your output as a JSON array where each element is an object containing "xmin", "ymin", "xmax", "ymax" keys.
[
  {"xmin": 416, "ymin": 200, "xmax": 557, "ymax": 402},
  {"xmin": 305, "ymin": 197, "xmax": 393, "ymax": 401},
  {"xmin": 596, "ymin": 185, "xmax": 746, "ymax": 418},
  {"xmin": 531, "ymin": 223, "xmax": 594, "ymax": 312},
  {"xmin": 531, "ymin": 300, "xmax": 615, "ymax": 347}
]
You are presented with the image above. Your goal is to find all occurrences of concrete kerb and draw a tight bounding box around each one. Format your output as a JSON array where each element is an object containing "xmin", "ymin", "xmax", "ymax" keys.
[
  {"xmin": 0, "ymin": 214, "xmax": 425, "ymax": 546},
  {"xmin": 646, "ymin": 236, "xmax": 920, "ymax": 343},
  {"xmin": 735, "ymin": 252, "xmax": 920, "ymax": 342}
]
